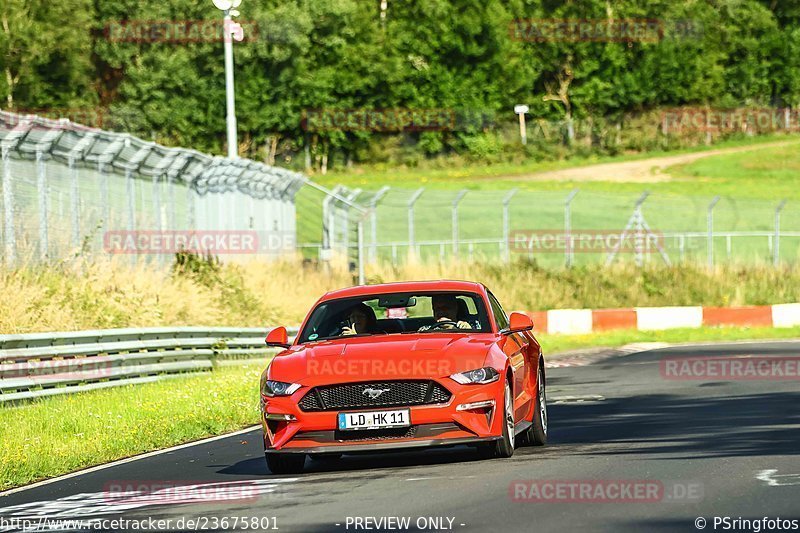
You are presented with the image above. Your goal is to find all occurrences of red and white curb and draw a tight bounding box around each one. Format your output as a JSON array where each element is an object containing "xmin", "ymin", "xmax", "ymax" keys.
[{"xmin": 525, "ymin": 303, "xmax": 800, "ymax": 336}]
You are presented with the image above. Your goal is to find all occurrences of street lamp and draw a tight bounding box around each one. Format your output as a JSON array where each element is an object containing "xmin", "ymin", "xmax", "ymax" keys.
[
  {"xmin": 514, "ymin": 104, "xmax": 529, "ymax": 145},
  {"xmin": 212, "ymin": 0, "xmax": 243, "ymax": 158}
]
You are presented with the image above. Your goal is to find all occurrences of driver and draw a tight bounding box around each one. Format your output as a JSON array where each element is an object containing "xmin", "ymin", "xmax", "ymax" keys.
[{"xmin": 418, "ymin": 294, "xmax": 471, "ymax": 331}]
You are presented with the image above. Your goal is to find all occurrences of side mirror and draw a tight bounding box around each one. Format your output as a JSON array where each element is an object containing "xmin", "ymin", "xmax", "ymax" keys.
[
  {"xmin": 265, "ymin": 326, "xmax": 291, "ymax": 348},
  {"xmin": 505, "ymin": 312, "xmax": 533, "ymax": 334}
]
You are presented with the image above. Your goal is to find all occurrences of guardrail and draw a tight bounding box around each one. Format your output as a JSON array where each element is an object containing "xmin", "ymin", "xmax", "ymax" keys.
[{"xmin": 0, "ymin": 327, "xmax": 298, "ymax": 404}]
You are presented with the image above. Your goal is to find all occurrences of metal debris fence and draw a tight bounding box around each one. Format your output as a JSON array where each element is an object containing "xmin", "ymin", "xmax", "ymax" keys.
[{"xmin": 2, "ymin": 111, "xmax": 798, "ymax": 272}]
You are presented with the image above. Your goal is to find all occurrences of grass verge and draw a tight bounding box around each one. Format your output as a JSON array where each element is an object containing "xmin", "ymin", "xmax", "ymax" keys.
[
  {"xmin": 0, "ymin": 363, "xmax": 264, "ymax": 492},
  {"xmin": 2, "ymin": 259, "xmax": 800, "ymax": 333}
]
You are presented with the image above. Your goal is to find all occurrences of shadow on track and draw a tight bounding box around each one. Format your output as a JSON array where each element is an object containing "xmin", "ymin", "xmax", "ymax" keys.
[
  {"xmin": 548, "ymin": 391, "xmax": 800, "ymax": 458},
  {"xmin": 219, "ymin": 446, "xmax": 487, "ymax": 477}
]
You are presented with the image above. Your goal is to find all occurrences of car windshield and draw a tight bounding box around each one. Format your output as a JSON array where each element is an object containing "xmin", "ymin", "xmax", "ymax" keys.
[{"xmin": 297, "ymin": 292, "xmax": 492, "ymax": 343}]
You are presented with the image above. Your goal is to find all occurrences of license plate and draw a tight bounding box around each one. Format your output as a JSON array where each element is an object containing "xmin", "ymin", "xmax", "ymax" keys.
[{"xmin": 337, "ymin": 409, "xmax": 411, "ymax": 431}]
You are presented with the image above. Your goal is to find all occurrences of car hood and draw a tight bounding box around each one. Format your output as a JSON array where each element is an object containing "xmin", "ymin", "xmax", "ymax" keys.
[{"xmin": 268, "ymin": 333, "xmax": 496, "ymax": 384}]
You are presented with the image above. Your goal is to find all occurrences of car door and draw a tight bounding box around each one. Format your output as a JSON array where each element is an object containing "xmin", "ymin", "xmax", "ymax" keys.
[{"xmin": 488, "ymin": 292, "xmax": 533, "ymax": 421}]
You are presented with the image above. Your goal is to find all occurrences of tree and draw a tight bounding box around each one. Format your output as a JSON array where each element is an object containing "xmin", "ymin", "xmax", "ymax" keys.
[{"xmin": 0, "ymin": 0, "xmax": 95, "ymax": 110}]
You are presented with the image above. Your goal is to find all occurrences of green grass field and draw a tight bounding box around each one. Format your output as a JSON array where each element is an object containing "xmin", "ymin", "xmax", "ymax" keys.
[
  {"xmin": 296, "ymin": 136, "xmax": 800, "ymax": 266},
  {"xmin": 314, "ymin": 135, "xmax": 800, "ymax": 194}
]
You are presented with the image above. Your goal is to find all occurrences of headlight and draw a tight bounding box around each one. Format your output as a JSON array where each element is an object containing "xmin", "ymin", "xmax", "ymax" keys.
[
  {"xmin": 263, "ymin": 380, "xmax": 301, "ymax": 397},
  {"xmin": 449, "ymin": 367, "xmax": 500, "ymax": 385}
]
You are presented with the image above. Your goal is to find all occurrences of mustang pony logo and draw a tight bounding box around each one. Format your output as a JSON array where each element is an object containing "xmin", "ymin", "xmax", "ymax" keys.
[{"xmin": 362, "ymin": 387, "xmax": 391, "ymax": 399}]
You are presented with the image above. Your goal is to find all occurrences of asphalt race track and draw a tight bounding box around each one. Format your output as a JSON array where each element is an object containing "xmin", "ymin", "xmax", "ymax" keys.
[{"xmin": 2, "ymin": 341, "xmax": 799, "ymax": 532}]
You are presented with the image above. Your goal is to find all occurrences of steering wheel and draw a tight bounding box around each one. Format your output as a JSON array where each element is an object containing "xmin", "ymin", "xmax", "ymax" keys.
[{"xmin": 428, "ymin": 320, "xmax": 460, "ymax": 330}]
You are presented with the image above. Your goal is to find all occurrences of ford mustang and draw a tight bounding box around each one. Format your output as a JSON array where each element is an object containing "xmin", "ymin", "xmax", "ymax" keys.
[{"xmin": 260, "ymin": 280, "xmax": 547, "ymax": 474}]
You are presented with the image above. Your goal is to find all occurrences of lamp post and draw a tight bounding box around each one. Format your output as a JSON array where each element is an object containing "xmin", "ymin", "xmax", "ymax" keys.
[
  {"xmin": 212, "ymin": 0, "xmax": 244, "ymax": 158},
  {"xmin": 514, "ymin": 104, "xmax": 529, "ymax": 145}
]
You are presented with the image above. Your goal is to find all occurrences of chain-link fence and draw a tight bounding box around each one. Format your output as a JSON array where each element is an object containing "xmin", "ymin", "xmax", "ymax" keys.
[
  {"xmin": 3, "ymin": 111, "xmax": 798, "ymax": 273},
  {"xmin": 310, "ymin": 186, "xmax": 800, "ymax": 268},
  {"xmin": 0, "ymin": 111, "xmax": 314, "ymax": 265}
]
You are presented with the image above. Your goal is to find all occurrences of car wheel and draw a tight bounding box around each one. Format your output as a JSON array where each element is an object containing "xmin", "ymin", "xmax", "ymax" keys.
[
  {"xmin": 265, "ymin": 453, "xmax": 306, "ymax": 474},
  {"xmin": 478, "ymin": 378, "xmax": 515, "ymax": 459},
  {"xmin": 521, "ymin": 363, "xmax": 548, "ymax": 446}
]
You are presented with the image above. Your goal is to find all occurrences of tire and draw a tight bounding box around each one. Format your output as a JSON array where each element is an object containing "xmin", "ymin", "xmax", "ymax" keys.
[
  {"xmin": 265, "ymin": 453, "xmax": 306, "ymax": 474},
  {"xmin": 478, "ymin": 378, "xmax": 515, "ymax": 459},
  {"xmin": 521, "ymin": 363, "xmax": 548, "ymax": 446}
]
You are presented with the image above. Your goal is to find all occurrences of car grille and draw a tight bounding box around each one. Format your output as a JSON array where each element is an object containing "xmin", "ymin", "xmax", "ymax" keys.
[{"xmin": 298, "ymin": 380, "xmax": 451, "ymax": 412}]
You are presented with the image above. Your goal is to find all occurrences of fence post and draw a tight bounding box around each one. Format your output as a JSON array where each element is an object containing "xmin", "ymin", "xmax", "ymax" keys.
[
  {"xmin": 357, "ymin": 217, "xmax": 365, "ymax": 285},
  {"xmin": 452, "ymin": 189, "xmax": 468, "ymax": 257},
  {"xmin": 502, "ymin": 189, "xmax": 519, "ymax": 263},
  {"xmin": 707, "ymin": 196, "xmax": 720, "ymax": 269},
  {"xmin": 407, "ymin": 187, "xmax": 425, "ymax": 259},
  {"xmin": 368, "ymin": 186, "xmax": 390, "ymax": 263},
  {"xmin": 120, "ymin": 168, "xmax": 134, "ymax": 265},
  {"xmin": 36, "ymin": 150, "xmax": 49, "ymax": 260},
  {"xmin": 2, "ymin": 146, "xmax": 15, "ymax": 265},
  {"xmin": 69, "ymin": 157, "xmax": 81, "ymax": 249},
  {"xmin": 168, "ymin": 178, "xmax": 176, "ymax": 231},
  {"xmin": 65, "ymin": 132, "xmax": 99, "ymax": 252},
  {"xmin": 152, "ymin": 175, "xmax": 162, "ymax": 233},
  {"xmin": 186, "ymin": 186, "xmax": 196, "ymax": 231},
  {"xmin": 564, "ymin": 189, "xmax": 579, "ymax": 267},
  {"xmin": 321, "ymin": 185, "xmax": 342, "ymax": 253},
  {"xmin": 97, "ymin": 161, "xmax": 110, "ymax": 237},
  {"xmin": 125, "ymin": 169, "xmax": 136, "ymax": 233},
  {"xmin": 606, "ymin": 192, "xmax": 649, "ymax": 267},
  {"xmin": 342, "ymin": 188, "xmax": 362, "ymax": 256},
  {"xmin": 774, "ymin": 199, "xmax": 787, "ymax": 266}
]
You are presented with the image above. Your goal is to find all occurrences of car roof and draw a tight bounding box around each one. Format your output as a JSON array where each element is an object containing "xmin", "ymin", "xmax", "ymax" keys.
[{"xmin": 319, "ymin": 280, "xmax": 487, "ymax": 302}]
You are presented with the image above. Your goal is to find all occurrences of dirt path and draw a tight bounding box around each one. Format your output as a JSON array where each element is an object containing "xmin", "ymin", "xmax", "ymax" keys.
[{"xmin": 507, "ymin": 139, "xmax": 800, "ymax": 183}]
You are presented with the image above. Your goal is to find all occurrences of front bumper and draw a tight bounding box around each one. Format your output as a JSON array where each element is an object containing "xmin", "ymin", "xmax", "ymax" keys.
[
  {"xmin": 266, "ymin": 435, "xmax": 502, "ymax": 455},
  {"xmin": 261, "ymin": 378, "xmax": 505, "ymax": 453}
]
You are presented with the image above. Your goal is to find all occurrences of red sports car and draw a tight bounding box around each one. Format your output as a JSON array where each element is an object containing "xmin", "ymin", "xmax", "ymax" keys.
[{"xmin": 260, "ymin": 280, "xmax": 547, "ymax": 474}]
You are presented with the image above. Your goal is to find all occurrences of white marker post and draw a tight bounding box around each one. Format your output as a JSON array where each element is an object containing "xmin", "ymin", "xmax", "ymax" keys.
[{"xmin": 514, "ymin": 104, "xmax": 529, "ymax": 145}]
